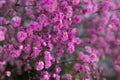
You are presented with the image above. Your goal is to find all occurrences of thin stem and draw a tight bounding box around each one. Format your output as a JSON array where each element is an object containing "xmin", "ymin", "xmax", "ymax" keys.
[
  {"xmin": 28, "ymin": 71, "xmax": 31, "ymax": 80},
  {"xmin": 58, "ymin": 59, "xmax": 81, "ymax": 64}
]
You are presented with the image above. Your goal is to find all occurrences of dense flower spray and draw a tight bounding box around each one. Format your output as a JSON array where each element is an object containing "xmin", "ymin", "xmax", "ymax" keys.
[{"xmin": 0, "ymin": 0, "xmax": 120, "ymax": 80}]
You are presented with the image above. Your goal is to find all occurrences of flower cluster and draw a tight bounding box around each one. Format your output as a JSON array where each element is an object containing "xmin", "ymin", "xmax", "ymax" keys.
[{"xmin": 0, "ymin": 0, "xmax": 120, "ymax": 80}]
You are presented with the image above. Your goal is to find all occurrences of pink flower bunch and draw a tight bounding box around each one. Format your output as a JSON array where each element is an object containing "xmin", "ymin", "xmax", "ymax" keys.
[{"xmin": 0, "ymin": 0, "xmax": 120, "ymax": 80}]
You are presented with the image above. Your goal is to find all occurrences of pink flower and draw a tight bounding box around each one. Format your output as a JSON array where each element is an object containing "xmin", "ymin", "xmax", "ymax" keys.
[
  {"xmin": 71, "ymin": 0, "xmax": 80, "ymax": 5},
  {"xmin": 0, "ymin": 30, "xmax": 5, "ymax": 41},
  {"xmin": 67, "ymin": 42, "xmax": 75, "ymax": 54},
  {"xmin": 74, "ymin": 63, "xmax": 80, "ymax": 72},
  {"xmin": 40, "ymin": 71, "xmax": 50, "ymax": 80},
  {"xmin": 17, "ymin": 31, "xmax": 27, "ymax": 42},
  {"xmin": 85, "ymin": 46, "xmax": 92, "ymax": 53},
  {"xmin": 44, "ymin": 51, "xmax": 53, "ymax": 69},
  {"xmin": 44, "ymin": 0, "xmax": 58, "ymax": 13},
  {"xmin": 73, "ymin": 15, "xmax": 81, "ymax": 23},
  {"xmin": 11, "ymin": 16, "xmax": 21, "ymax": 27},
  {"xmin": 0, "ymin": 26, "xmax": 6, "ymax": 41},
  {"xmin": 62, "ymin": 31, "xmax": 68, "ymax": 41},
  {"xmin": 10, "ymin": 50, "xmax": 21, "ymax": 58},
  {"xmin": 31, "ymin": 47, "xmax": 41, "ymax": 58},
  {"xmin": 114, "ymin": 65, "xmax": 120, "ymax": 72},
  {"xmin": 64, "ymin": 73, "xmax": 72, "ymax": 80},
  {"xmin": 77, "ymin": 51, "xmax": 85, "ymax": 60},
  {"xmin": 35, "ymin": 61, "xmax": 44, "ymax": 71}
]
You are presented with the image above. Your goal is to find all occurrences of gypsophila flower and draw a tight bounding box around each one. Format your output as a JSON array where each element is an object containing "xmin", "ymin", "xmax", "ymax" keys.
[
  {"xmin": 10, "ymin": 49, "xmax": 21, "ymax": 58},
  {"xmin": 31, "ymin": 47, "xmax": 41, "ymax": 58},
  {"xmin": 77, "ymin": 51, "xmax": 85, "ymax": 60},
  {"xmin": 74, "ymin": 63, "xmax": 80, "ymax": 72},
  {"xmin": 40, "ymin": 71, "xmax": 50, "ymax": 80},
  {"xmin": 71, "ymin": 0, "xmax": 80, "ymax": 5},
  {"xmin": 62, "ymin": 31, "xmax": 68, "ymax": 41},
  {"xmin": 44, "ymin": 51, "xmax": 54, "ymax": 69},
  {"xmin": 52, "ymin": 74, "xmax": 60, "ymax": 80},
  {"xmin": 35, "ymin": 61, "xmax": 44, "ymax": 71},
  {"xmin": 64, "ymin": 73, "xmax": 72, "ymax": 80},
  {"xmin": 55, "ymin": 66, "xmax": 61, "ymax": 73},
  {"xmin": 0, "ymin": 30, "xmax": 5, "ymax": 41},
  {"xmin": 73, "ymin": 15, "xmax": 81, "ymax": 24},
  {"xmin": 0, "ymin": 26, "xmax": 6, "ymax": 41},
  {"xmin": 11, "ymin": 16, "xmax": 21, "ymax": 27},
  {"xmin": 17, "ymin": 31, "xmax": 27, "ymax": 42},
  {"xmin": 67, "ymin": 42, "xmax": 75, "ymax": 54}
]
